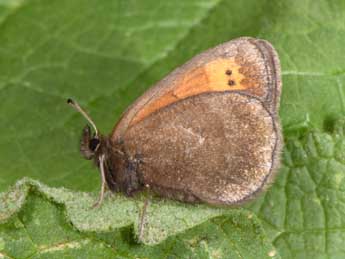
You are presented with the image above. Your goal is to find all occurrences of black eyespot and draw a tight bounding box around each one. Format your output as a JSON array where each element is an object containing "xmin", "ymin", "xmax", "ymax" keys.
[
  {"xmin": 228, "ymin": 80, "xmax": 235, "ymax": 86},
  {"xmin": 225, "ymin": 69, "xmax": 232, "ymax": 75},
  {"xmin": 89, "ymin": 138, "xmax": 100, "ymax": 151}
]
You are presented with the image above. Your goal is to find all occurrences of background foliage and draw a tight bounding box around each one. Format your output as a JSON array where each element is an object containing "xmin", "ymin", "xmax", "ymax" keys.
[{"xmin": 1, "ymin": 0, "xmax": 345, "ymax": 258}]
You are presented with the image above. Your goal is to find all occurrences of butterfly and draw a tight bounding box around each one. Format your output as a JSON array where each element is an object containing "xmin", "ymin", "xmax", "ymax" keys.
[{"xmin": 68, "ymin": 37, "xmax": 282, "ymax": 207}]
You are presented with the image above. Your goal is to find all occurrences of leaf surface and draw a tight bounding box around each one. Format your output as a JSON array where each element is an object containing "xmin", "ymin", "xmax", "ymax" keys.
[{"xmin": 0, "ymin": 180, "xmax": 277, "ymax": 258}]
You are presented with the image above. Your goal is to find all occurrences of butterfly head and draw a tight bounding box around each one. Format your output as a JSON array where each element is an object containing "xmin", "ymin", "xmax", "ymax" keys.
[{"xmin": 67, "ymin": 98, "xmax": 106, "ymax": 160}]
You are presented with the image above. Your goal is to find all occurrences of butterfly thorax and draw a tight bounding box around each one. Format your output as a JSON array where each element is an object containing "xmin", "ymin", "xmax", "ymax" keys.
[{"xmin": 96, "ymin": 137, "xmax": 143, "ymax": 196}]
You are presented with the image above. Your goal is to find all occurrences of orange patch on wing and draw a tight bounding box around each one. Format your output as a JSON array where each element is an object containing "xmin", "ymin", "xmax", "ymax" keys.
[{"xmin": 131, "ymin": 58, "xmax": 247, "ymax": 125}]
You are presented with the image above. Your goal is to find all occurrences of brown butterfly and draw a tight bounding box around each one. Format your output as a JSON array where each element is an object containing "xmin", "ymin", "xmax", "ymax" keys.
[{"xmin": 68, "ymin": 37, "xmax": 282, "ymax": 208}]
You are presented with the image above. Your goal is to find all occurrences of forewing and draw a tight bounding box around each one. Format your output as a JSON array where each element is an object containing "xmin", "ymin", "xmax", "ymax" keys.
[{"xmin": 111, "ymin": 37, "xmax": 281, "ymax": 141}]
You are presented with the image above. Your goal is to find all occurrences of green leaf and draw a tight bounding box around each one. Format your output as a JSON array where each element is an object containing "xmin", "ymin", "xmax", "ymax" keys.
[
  {"xmin": 0, "ymin": 180, "xmax": 278, "ymax": 258},
  {"xmin": 1, "ymin": 0, "xmax": 345, "ymax": 258}
]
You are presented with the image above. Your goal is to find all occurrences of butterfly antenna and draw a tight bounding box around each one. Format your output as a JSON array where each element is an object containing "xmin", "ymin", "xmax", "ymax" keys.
[{"xmin": 67, "ymin": 98, "xmax": 99, "ymax": 137}]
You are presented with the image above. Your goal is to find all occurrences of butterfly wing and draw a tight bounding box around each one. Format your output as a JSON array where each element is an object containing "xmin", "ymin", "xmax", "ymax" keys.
[
  {"xmin": 122, "ymin": 91, "xmax": 281, "ymax": 205},
  {"xmin": 111, "ymin": 37, "xmax": 281, "ymax": 141},
  {"xmin": 110, "ymin": 37, "xmax": 282, "ymax": 205}
]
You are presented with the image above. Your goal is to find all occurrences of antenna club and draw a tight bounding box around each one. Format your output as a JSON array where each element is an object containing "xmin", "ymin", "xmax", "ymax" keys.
[{"xmin": 67, "ymin": 98, "xmax": 74, "ymax": 104}]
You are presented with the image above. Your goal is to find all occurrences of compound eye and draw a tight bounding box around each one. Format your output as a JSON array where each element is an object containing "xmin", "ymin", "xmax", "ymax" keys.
[{"xmin": 89, "ymin": 138, "xmax": 100, "ymax": 152}]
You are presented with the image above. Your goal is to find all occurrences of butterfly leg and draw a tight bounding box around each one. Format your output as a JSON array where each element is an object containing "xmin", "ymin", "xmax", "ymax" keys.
[
  {"xmin": 92, "ymin": 154, "xmax": 107, "ymax": 208},
  {"xmin": 138, "ymin": 198, "xmax": 150, "ymax": 241}
]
